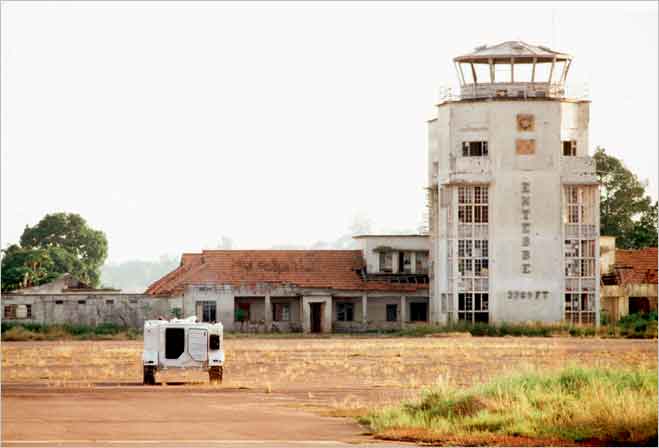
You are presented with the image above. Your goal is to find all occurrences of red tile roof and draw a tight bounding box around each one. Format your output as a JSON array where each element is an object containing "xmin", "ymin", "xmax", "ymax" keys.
[
  {"xmin": 614, "ymin": 248, "xmax": 658, "ymax": 284},
  {"xmin": 146, "ymin": 250, "xmax": 425, "ymax": 296}
]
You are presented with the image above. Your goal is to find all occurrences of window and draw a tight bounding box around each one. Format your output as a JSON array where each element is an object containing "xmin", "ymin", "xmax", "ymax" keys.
[
  {"xmin": 165, "ymin": 328, "xmax": 185, "ymax": 360},
  {"xmin": 562, "ymin": 140, "xmax": 576, "ymax": 156},
  {"xmin": 458, "ymin": 293, "xmax": 489, "ymax": 323},
  {"xmin": 4, "ymin": 304, "xmax": 32, "ymax": 319},
  {"xmin": 336, "ymin": 303, "xmax": 354, "ymax": 322},
  {"xmin": 236, "ymin": 303, "xmax": 250, "ymax": 321},
  {"xmin": 78, "ymin": 300, "xmax": 86, "ymax": 305},
  {"xmin": 55, "ymin": 300, "xmax": 64, "ymax": 305},
  {"xmin": 105, "ymin": 299, "xmax": 114, "ymax": 305},
  {"xmin": 4, "ymin": 305, "xmax": 16, "ymax": 319},
  {"xmin": 400, "ymin": 252, "xmax": 412, "ymax": 273},
  {"xmin": 386, "ymin": 304, "xmax": 398, "ymax": 322},
  {"xmin": 379, "ymin": 252, "xmax": 393, "ymax": 273},
  {"xmin": 415, "ymin": 252, "xmax": 429, "ymax": 274},
  {"xmin": 462, "ymin": 141, "xmax": 488, "ymax": 157},
  {"xmin": 272, "ymin": 303, "xmax": 290, "ymax": 322},
  {"xmin": 196, "ymin": 301, "xmax": 217, "ymax": 323},
  {"xmin": 410, "ymin": 302, "xmax": 428, "ymax": 322}
]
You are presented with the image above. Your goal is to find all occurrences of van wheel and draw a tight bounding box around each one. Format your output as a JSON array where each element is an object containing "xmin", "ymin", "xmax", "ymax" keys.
[
  {"xmin": 143, "ymin": 366, "xmax": 156, "ymax": 385},
  {"xmin": 209, "ymin": 366, "xmax": 223, "ymax": 384}
]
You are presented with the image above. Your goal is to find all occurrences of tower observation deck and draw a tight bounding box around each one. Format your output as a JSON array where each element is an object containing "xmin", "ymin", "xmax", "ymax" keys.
[{"xmin": 439, "ymin": 41, "xmax": 588, "ymax": 103}]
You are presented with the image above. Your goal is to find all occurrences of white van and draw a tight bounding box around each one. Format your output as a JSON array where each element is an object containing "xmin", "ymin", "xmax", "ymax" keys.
[{"xmin": 142, "ymin": 317, "xmax": 224, "ymax": 385}]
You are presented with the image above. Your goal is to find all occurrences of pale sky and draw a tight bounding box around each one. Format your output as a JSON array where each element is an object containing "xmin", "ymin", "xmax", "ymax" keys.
[{"xmin": 2, "ymin": 1, "xmax": 658, "ymax": 263}]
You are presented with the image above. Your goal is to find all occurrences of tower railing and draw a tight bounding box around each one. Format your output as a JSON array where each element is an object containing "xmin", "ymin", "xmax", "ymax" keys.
[{"xmin": 438, "ymin": 82, "xmax": 589, "ymax": 104}]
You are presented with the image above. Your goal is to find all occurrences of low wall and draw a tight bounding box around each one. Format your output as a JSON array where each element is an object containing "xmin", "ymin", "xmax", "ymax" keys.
[{"xmin": 2, "ymin": 293, "xmax": 173, "ymax": 328}]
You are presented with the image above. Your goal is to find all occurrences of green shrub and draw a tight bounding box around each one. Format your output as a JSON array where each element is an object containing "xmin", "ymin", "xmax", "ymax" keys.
[{"xmin": 362, "ymin": 365, "xmax": 658, "ymax": 445}]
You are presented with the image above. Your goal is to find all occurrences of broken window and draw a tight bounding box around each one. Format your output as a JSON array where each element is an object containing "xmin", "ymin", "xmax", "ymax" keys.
[
  {"xmin": 379, "ymin": 252, "xmax": 393, "ymax": 273},
  {"xmin": 336, "ymin": 303, "xmax": 354, "ymax": 322},
  {"xmin": 4, "ymin": 305, "xmax": 16, "ymax": 319},
  {"xmin": 458, "ymin": 293, "xmax": 489, "ymax": 324},
  {"xmin": 386, "ymin": 304, "xmax": 398, "ymax": 322},
  {"xmin": 562, "ymin": 140, "xmax": 576, "ymax": 156},
  {"xmin": 400, "ymin": 252, "xmax": 413, "ymax": 273},
  {"xmin": 415, "ymin": 252, "xmax": 429, "ymax": 274},
  {"xmin": 272, "ymin": 303, "xmax": 290, "ymax": 322},
  {"xmin": 462, "ymin": 141, "xmax": 488, "ymax": 157},
  {"xmin": 196, "ymin": 301, "xmax": 217, "ymax": 323}
]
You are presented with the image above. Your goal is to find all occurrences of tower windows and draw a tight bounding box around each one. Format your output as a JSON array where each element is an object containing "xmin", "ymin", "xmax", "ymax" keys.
[
  {"xmin": 462, "ymin": 141, "xmax": 488, "ymax": 157},
  {"xmin": 562, "ymin": 140, "xmax": 577, "ymax": 156},
  {"xmin": 563, "ymin": 185, "xmax": 597, "ymax": 325}
]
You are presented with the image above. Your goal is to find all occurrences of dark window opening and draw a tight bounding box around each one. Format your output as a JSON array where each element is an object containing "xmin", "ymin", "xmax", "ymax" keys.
[
  {"xmin": 209, "ymin": 334, "xmax": 221, "ymax": 350},
  {"xmin": 78, "ymin": 300, "xmax": 86, "ymax": 305},
  {"xmin": 386, "ymin": 304, "xmax": 398, "ymax": 322},
  {"xmin": 165, "ymin": 327, "xmax": 185, "ymax": 360},
  {"xmin": 4, "ymin": 305, "xmax": 16, "ymax": 319},
  {"xmin": 336, "ymin": 303, "xmax": 354, "ymax": 322},
  {"xmin": 462, "ymin": 141, "xmax": 488, "ymax": 157},
  {"xmin": 105, "ymin": 300, "xmax": 114, "ymax": 305},
  {"xmin": 272, "ymin": 303, "xmax": 291, "ymax": 321},
  {"xmin": 196, "ymin": 301, "xmax": 216, "ymax": 323},
  {"xmin": 562, "ymin": 140, "xmax": 576, "ymax": 156},
  {"xmin": 629, "ymin": 297, "xmax": 651, "ymax": 315},
  {"xmin": 235, "ymin": 303, "xmax": 250, "ymax": 321},
  {"xmin": 55, "ymin": 300, "xmax": 64, "ymax": 305},
  {"xmin": 410, "ymin": 302, "xmax": 428, "ymax": 322}
]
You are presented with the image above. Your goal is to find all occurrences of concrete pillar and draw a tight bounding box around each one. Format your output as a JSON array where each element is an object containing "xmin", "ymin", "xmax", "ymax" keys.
[
  {"xmin": 264, "ymin": 294, "xmax": 272, "ymax": 330},
  {"xmin": 410, "ymin": 252, "xmax": 417, "ymax": 274},
  {"xmin": 323, "ymin": 298, "xmax": 332, "ymax": 333},
  {"xmin": 400, "ymin": 295, "xmax": 407, "ymax": 328},
  {"xmin": 392, "ymin": 251, "xmax": 399, "ymax": 273},
  {"xmin": 362, "ymin": 295, "xmax": 368, "ymax": 327}
]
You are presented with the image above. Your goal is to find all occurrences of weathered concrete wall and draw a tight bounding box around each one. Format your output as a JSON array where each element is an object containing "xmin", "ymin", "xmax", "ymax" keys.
[
  {"xmin": 600, "ymin": 236, "xmax": 617, "ymax": 275},
  {"xmin": 1, "ymin": 293, "xmax": 172, "ymax": 327}
]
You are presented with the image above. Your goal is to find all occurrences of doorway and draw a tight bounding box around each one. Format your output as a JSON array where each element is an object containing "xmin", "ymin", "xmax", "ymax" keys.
[{"xmin": 310, "ymin": 303, "xmax": 322, "ymax": 333}]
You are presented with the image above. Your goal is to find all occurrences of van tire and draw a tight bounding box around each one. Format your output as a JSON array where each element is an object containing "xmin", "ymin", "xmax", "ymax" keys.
[
  {"xmin": 209, "ymin": 366, "xmax": 223, "ymax": 384},
  {"xmin": 143, "ymin": 366, "xmax": 156, "ymax": 385}
]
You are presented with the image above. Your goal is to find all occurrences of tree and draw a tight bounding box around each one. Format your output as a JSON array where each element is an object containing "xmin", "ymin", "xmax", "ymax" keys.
[
  {"xmin": 2, "ymin": 213, "xmax": 108, "ymax": 290},
  {"xmin": 1, "ymin": 245, "xmax": 57, "ymax": 292},
  {"xmin": 595, "ymin": 147, "xmax": 657, "ymax": 249}
]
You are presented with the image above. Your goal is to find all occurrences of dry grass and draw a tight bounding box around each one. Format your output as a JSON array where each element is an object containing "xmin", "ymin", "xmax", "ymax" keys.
[
  {"xmin": 2, "ymin": 337, "xmax": 657, "ymax": 393},
  {"xmin": 360, "ymin": 365, "xmax": 658, "ymax": 445}
]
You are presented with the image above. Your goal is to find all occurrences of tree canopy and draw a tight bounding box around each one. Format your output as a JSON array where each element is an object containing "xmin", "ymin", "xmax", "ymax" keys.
[
  {"xmin": 1, "ymin": 213, "xmax": 108, "ymax": 291},
  {"xmin": 595, "ymin": 147, "xmax": 657, "ymax": 249}
]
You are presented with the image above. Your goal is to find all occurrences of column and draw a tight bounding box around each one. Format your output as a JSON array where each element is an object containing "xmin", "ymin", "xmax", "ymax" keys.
[
  {"xmin": 400, "ymin": 295, "xmax": 407, "ymax": 328},
  {"xmin": 410, "ymin": 251, "xmax": 417, "ymax": 274},
  {"xmin": 361, "ymin": 294, "xmax": 368, "ymax": 328},
  {"xmin": 264, "ymin": 293, "xmax": 272, "ymax": 331}
]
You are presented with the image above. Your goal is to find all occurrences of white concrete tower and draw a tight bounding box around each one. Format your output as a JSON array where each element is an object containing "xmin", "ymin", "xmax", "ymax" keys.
[{"xmin": 428, "ymin": 41, "xmax": 599, "ymax": 325}]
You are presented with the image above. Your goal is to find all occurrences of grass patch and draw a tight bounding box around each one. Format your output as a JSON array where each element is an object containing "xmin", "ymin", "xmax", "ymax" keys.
[
  {"xmin": 1, "ymin": 322, "xmax": 141, "ymax": 341},
  {"xmin": 360, "ymin": 365, "xmax": 658, "ymax": 445}
]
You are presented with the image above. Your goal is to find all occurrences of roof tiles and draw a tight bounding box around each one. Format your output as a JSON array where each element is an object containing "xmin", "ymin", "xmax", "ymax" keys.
[
  {"xmin": 614, "ymin": 248, "xmax": 658, "ymax": 284},
  {"xmin": 146, "ymin": 250, "xmax": 424, "ymax": 296}
]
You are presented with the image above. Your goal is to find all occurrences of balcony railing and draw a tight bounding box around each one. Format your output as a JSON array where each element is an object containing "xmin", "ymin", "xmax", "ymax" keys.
[{"xmin": 438, "ymin": 82, "xmax": 589, "ymax": 104}]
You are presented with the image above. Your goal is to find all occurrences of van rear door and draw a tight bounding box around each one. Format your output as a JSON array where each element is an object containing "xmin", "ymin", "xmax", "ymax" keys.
[{"xmin": 188, "ymin": 328, "xmax": 208, "ymax": 362}]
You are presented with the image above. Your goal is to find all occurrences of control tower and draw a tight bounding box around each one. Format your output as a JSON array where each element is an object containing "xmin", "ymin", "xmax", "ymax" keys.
[{"xmin": 428, "ymin": 41, "xmax": 599, "ymax": 325}]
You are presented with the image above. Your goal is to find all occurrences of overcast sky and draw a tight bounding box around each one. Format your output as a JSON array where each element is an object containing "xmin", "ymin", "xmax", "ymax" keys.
[{"xmin": 2, "ymin": 1, "xmax": 657, "ymax": 263}]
